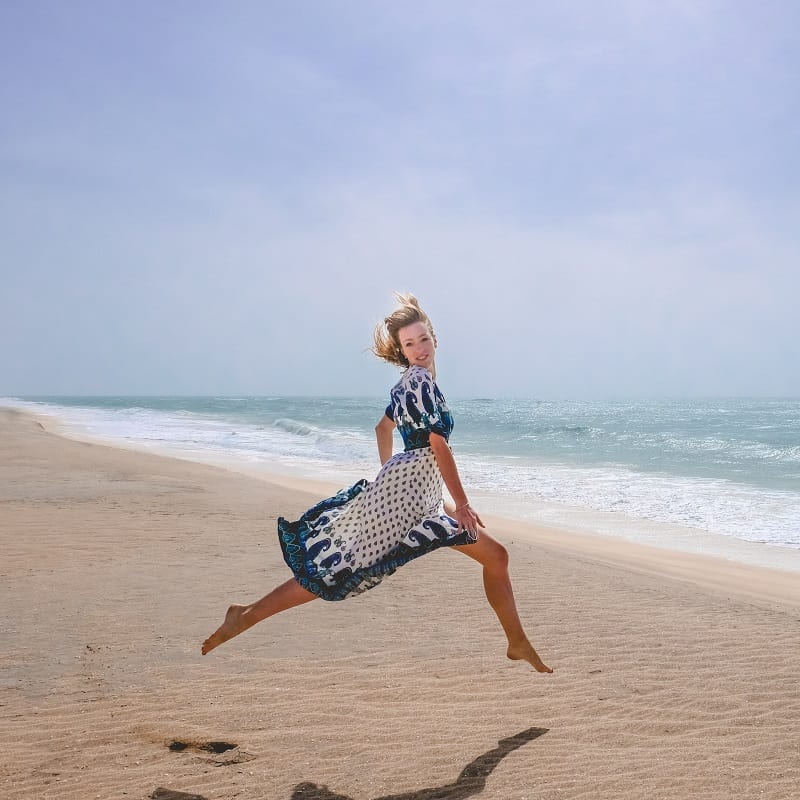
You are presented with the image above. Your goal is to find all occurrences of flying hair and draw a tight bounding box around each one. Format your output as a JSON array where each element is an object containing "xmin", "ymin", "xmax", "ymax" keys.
[{"xmin": 372, "ymin": 292, "xmax": 437, "ymax": 368}]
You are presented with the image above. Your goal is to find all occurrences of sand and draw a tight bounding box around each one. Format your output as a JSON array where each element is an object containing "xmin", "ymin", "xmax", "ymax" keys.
[{"xmin": 1, "ymin": 407, "xmax": 799, "ymax": 800}]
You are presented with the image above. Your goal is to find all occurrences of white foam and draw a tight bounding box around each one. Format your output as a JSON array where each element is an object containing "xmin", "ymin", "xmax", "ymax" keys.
[
  {"xmin": 457, "ymin": 454, "xmax": 800, "ymax": 552},
  {"xmin": 4, "ymin": 397, "xmax": 799, "ymax": 571}
]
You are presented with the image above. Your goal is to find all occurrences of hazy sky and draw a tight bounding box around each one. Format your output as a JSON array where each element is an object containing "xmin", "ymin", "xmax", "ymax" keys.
[{"xmin": 2, "ymin": 1, "xmax": 798, "ymax": 398}]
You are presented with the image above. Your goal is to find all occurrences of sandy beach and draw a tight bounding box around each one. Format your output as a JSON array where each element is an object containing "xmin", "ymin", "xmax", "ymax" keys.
[{"xmin": 2, "ymin": 407, "xmax": 799, "ymax": 800}]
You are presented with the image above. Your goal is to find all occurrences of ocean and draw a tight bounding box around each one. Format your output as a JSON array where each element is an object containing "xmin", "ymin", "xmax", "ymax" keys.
[{"xmin": 4, "ymin": 395, "xmax": 800, "ymax": 572}]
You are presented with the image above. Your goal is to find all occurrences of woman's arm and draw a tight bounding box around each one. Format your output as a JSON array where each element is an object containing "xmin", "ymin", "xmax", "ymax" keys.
[
  {"xmin": 375, "ymin": 414, "xmax": 395, "ymax": 465},
  {"xmin": 429, "ymin": 432, "xmax": 484, "ymax": 535}
]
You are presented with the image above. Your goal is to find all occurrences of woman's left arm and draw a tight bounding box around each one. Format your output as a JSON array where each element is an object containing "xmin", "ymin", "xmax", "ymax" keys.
[
  {"xmin": 429, "ymin": 433, "xmax": 484, "ymax": 535},
  {"xmin": 375, "ymin": 414, "xmax": 395, "ymax": 465}
]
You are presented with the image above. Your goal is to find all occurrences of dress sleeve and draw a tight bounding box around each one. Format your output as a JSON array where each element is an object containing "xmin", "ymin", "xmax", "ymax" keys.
[
  {"xmin": 384, "ymin": 402, "xmax": 393, "ymax": 421},
  {"xmin": 400, "ymin": 367, "xmax": 449, "ymax": 439}
]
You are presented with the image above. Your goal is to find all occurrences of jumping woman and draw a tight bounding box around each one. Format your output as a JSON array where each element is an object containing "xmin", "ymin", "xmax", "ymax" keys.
[{"xmin": 202, "ymin": 294, "xmax": 552, "ymax": 674}]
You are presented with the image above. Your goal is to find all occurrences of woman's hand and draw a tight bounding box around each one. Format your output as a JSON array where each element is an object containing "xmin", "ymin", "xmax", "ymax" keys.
[{"xmin": 454, "ymin": 502, "xmax": 484, "ymax": 540}]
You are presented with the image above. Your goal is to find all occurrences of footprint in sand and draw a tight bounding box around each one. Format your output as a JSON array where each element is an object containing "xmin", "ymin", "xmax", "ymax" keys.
[
  {"xmin": 151, "ymin": 789, "xmax": 208, "ymax": 800},
  {"xmin": 165, "ymin": 738, "xmax": 256, "ymax": 766}
]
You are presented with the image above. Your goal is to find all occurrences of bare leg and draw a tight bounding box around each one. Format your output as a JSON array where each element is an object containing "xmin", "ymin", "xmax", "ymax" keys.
[
  {"xmin": 201, "ymin": 578, "xmax": 317, "ymax": 655},
  {"xmin": 449, "ymin": 516, "xmax": 553, "ymax": 673}
]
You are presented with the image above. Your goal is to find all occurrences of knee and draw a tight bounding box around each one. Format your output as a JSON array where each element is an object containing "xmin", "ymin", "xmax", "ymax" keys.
[{"xmin": 484, "ymin": 536, "xmax": 509, "ymax": 569}]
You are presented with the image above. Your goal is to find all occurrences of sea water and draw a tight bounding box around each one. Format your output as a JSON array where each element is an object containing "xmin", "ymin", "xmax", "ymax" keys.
[{"xmin": 4, "ymin": 395, "xmax": 800, "ymax": 571}]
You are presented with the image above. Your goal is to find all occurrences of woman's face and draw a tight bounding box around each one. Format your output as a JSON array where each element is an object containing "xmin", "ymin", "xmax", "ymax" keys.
[{"xmin": 397, "ymin": 321, "xmax": 436, "ymax": 370}]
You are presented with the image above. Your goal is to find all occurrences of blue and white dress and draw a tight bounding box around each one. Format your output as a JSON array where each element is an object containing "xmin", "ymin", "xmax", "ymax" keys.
[{"xmin": 278, "ymin": 365, "xmax": 476, "ymax": 601}]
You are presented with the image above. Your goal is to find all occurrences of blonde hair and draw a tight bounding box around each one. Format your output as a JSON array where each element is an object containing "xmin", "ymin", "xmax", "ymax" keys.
[{"xmin": 372, "ymin": 292, "xmax": 437, "ymax": 368}]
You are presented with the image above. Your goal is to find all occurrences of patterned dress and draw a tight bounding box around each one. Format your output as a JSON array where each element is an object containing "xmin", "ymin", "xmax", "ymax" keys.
[{"xmin": 277, "ymin": 365, "xmax": 476, "ymax": 601}]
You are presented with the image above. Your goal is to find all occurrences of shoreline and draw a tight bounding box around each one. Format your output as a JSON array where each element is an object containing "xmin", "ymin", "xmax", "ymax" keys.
[
  {"xmin": 9, "ymin": 405, "xmax": 800, "ymax": 609},
  {"xmin": 6, "ymin": 396, "xmax": 800, "ymax": 577},
  {"xmin": 3, "ymin": 406, "xmax": 800, "ymax": 799}
]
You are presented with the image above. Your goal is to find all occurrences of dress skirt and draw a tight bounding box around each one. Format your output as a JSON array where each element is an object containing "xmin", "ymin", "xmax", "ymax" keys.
[{"xmin": 278, "ymin": 446, "xmax": 476, "ymax": 601}]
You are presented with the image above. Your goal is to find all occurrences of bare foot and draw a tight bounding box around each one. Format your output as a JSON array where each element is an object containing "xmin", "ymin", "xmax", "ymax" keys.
[
  {"xmin": 507, "ymin": 640, "xmax": 554, "ymax": 673},
  {"xmin": 201, "ymin": 604, "xmax": 248, "ymax": 655}
]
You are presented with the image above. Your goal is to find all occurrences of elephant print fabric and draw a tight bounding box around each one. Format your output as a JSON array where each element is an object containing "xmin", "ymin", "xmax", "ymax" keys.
[{"xmin": 278, "ymin": 366, "xmax": 475, "ymax": 601}]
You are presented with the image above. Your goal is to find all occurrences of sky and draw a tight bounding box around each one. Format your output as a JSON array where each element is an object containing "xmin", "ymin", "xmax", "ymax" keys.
[{"xmin": 1, "ymin": 1, "xmax": 799, "ymax": 398}]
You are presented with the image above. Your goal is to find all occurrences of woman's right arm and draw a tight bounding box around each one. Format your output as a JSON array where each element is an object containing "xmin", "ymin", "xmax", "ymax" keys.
[
  {"xmin": 375, "ymin": 414, "xmax": 395, "ymax": 465},
  {"xmin": 429, "ymin": 432, "xmax": 484, "ymax": 537}
]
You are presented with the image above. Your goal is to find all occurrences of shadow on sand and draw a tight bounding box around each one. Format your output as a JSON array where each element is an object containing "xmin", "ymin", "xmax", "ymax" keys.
[{"xmin": 290, "ymin": 726, "xmax": 549, "ymax": 800}]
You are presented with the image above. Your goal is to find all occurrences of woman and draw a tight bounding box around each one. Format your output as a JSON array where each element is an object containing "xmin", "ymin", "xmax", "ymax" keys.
[{"xmin": 202, "ymin": 294, "xmax": 552, "ymax": 674}]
